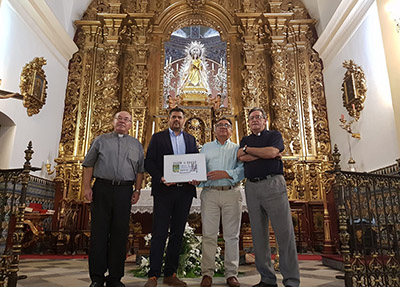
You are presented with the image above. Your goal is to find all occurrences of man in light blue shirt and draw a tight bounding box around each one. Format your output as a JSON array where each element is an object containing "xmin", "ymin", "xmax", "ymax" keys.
[{"xmin": 199, "ymin": 118, "xmax": 244, "ymax": 287}]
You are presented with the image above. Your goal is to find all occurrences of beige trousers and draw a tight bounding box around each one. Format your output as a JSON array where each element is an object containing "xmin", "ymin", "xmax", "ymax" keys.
[{"xmin": 200, "ymin": 186, "xmax": 242, "ymax": 279}]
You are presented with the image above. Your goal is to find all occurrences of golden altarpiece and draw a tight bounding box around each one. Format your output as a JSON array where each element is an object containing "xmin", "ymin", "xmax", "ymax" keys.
[{"xmin": 52, "ymin": 0, "xmax": 336, "ymax": 253}]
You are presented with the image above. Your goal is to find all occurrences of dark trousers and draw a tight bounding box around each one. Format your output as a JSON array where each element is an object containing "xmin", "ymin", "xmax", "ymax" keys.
[
  {"xmin": 89, "ymin": 180, "xmax": 133, "ymax": 283},
  {"xmin": 148, "ymin": 186, "xmax": 193, "ymax": 278}
]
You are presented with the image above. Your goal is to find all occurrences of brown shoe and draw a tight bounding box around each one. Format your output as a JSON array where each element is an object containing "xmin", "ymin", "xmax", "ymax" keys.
[
  {"xmin": 144, "ymin": 277, "xmax": 157, "ymax": 287},
  {"xmin": 226, "ymin": 277, "xmax": 240, "ymax": 287},
  {"xmin": 200, "ymin": 275, "xmax": 212, "ymax": 287},
  {"xmin": 163, "ymin": 273, "xmax": 187, "ymax": 287}
]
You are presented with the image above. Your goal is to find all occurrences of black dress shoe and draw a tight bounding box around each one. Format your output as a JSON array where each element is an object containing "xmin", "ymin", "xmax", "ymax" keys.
[
  {"xmin": 90, "ymin": 282, "xmax": 104, "ymax": 287},
  {"xmin": 252, "ymin": 282, "xmax": 277, "ymax": 287}
]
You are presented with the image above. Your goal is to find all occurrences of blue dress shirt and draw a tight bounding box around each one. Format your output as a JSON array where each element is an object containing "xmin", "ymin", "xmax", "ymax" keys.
[
  {"xmin": 169, "ymin": 128, "xmax": 186, "ymax": 155},
  {"xmin": 199, "ymin": 139, "xmax": 244, "ymax": 187}
]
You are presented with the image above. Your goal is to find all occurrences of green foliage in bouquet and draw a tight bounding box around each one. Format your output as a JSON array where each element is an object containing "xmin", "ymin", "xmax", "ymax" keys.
[{"xmin": 133, "ymin": 224, "xmax": 224, "ymax": 278}]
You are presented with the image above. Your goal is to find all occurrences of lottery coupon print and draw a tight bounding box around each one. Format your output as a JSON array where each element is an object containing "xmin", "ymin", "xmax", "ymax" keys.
[{"xmin": 164, "ymin": 153, "xmax": 207, "ymax": 183}]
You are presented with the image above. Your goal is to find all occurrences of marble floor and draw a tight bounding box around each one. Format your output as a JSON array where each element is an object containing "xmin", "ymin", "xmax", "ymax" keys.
[{"xmin": 16, "ymin": 257, "xmax": 344, "ymax": 287}]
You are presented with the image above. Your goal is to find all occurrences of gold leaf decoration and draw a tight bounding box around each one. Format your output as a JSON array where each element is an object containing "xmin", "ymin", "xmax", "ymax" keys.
[{"xmin": 20, "ymin": 57, "xmax": 48, "ymax": 116}]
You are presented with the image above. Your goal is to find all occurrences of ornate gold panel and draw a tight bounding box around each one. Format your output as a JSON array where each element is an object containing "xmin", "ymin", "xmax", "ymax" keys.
[
  {"xmin": 341, "ymin": 60, "xmax": 367, "ymax": 121},
  {"xmin": 57, "ymin": 0, "xmax": 333, "ymax": 223},
  {"xmin": 20, "ymin": 57, "xmax": 48, "ymax": 116}
]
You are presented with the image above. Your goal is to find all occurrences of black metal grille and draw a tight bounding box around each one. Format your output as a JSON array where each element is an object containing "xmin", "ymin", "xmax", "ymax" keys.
[{"xmin": 335, "ymin": 170, "xmax": 400, "ymax": 287}]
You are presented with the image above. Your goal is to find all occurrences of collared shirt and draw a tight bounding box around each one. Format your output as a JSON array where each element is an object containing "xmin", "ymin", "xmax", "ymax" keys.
[
  {"xmin": 82, "ymin": 132, "xmax": 145, "ymax": 181},
  {"xmin": 240, "ymin": 129, "xmax": 284, "ymax": 178},
  {"xmin": 199, "ymin": 139, "xmax": 244, "ymax": 187},
  {"xmin": 169, "ymin": 128, "xmax": 186, "ymax": 155}
]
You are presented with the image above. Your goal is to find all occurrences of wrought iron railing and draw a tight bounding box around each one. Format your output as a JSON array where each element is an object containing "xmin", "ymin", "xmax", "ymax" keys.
[
  {"xmin": 331, "ymin": 145, "xmax": 400, "ymax": 287},
  {"xmin": 0, "ymin": 142, "xmax": 39, "ymax": 287}
]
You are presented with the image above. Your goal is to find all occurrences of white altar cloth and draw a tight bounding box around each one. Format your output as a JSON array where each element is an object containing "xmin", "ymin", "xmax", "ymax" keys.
[{"xmin": 131, "ymin": 187, "xmax": 248, "ymax": 214}]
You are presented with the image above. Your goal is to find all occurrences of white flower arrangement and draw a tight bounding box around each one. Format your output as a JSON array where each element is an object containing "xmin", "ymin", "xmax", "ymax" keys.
[{"xmin": 133, "ymin": 223, "xmax": 225, "ymax": 278}]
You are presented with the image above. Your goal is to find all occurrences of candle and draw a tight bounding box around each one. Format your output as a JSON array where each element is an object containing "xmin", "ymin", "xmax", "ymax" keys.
[
  {"xmin": 135, "ymin": 120, "xmax": 139, "ymax": 138},
  {"xmin": 212, "ymin": 63, "xmax": 214, "ymax": 70},
  {"xmin": 151, "ymin": 121, "xmax": 155, "ymax": 135},
  {"xmin": 169, "ymin": 56, "xmax": 172, "ymax": 64},
  {"xmin": 352, "ymin": 104, "xmax": 356, "ymax": 113},
  {"xmin": 341, "ymin": 114, "xmax": 344, "ymax": 121},
  {"xmin": 235, "ymin": 120, "xmax": 239, "ymax": 144}
]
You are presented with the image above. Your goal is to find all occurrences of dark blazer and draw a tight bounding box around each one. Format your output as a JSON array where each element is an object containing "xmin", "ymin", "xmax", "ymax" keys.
[{"xmin": 145, "ymin": 129, "xmax": 198, "ymax": 197}]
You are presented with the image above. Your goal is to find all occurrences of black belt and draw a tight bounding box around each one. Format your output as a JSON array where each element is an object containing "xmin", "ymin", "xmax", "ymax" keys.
[
  {"xmin": 96, "ymin": 178, "xmax": 135, "ymax": 186},
  {"xmin": 176, "ymin": 183, "xmax": 190, "ymax": 187},
  {"xmin": 249, "ymin": 174, "xmax": 277, "ymax": 182}
]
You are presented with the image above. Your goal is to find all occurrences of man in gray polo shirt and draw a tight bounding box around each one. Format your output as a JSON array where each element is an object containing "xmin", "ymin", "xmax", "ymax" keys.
[{"xmin": 82, "ymin": 111, "xmax": 145, "ymax": 287}]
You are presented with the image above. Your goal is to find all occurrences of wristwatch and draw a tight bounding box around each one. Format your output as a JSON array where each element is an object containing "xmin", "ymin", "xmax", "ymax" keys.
[
  {"xmin": 243, "ymin": 145, "xmax": 248, "ymax": 154},
  {"xmin": 134, "ymin": 189, "xmax": 141, "ymax": 195}
]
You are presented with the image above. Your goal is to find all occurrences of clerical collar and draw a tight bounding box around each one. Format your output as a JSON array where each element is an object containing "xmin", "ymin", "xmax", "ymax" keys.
[
  {"xmin": 113, "ymin": 131, "xmax": 127, "ymax": 137},
  {"xmin": 253, "ymin": 130, "xmax": 266, "ymax": 136}
]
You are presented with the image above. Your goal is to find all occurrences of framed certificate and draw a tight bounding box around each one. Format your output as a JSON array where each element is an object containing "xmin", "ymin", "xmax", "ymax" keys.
[{"xmin": 164, "ymin": 153, "xmax": 207, "ymax": 183}]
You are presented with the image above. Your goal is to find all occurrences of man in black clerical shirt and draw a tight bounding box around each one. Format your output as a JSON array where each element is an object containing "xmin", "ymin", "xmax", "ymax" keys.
[{"xmin": 237, "ymin": 107, "xmax": 299, "ymax": 287}]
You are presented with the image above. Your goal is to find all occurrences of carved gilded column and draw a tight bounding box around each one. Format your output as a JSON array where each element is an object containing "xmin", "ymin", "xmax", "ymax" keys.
[
  {"xmin": 58, "ymin": 10, "xmax": 127, "ymax": 200},
  {"xmin": 94, "ymin": 13, "xmax": 126, "ymax": 134},
  {"xmin": 264, "ymin": 13, "xmax": 296, "ymax": 156},
  {"xmin": 124, "ymin": 14, "xmax": 153, "ymax": 143},
  {"xmin": 57, "ymin": 20, "xmax": 103, "ymax": 200},
  {"xmin": 236, "ymin": 13, "xmax": 268, "ymax": 136}
]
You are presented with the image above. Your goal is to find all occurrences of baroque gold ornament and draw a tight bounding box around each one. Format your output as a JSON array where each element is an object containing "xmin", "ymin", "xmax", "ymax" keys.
[
  {"xmin": 341, "ymin": 60, "xmax": 367, "ymax": 121},
  {"xmin": 20, "ymin": 57, "xmax": 48, "ymax": 116}
]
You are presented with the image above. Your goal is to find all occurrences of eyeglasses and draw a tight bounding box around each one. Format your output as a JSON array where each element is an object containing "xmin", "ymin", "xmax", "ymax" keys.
[
  {"xmin": 115, "ymin": 116, "xmax": 132, "ymax": 123},
  {"xmin": 216, "ymin": 123, "xmax": 232, "ymax": 128},
  {"xmin": 248, "ymin": 115, "xmax": 265, "ymax": 121}
]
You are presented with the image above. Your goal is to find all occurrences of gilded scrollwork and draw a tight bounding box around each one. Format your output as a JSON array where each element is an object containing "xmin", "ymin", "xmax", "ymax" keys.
[
  {"xmin": 270, "ymin": 45, "xmax": 298, "ymax": 156},
  {"xmin": 19, "ymin": 57, "xmax": 48, "ymax": 116},
  {"xmin": 60, "ymin": 52, "xmax": 82, "ymax": 155},
  {"xmin": 280, "ymin": 0, "xmax": 309, "ymax": 20},
  {"xmin": 83, "ymin": 0, "xmax": 110, "ymax": 20},
  {"xmin": 309, "ymin": 51, "xmax": 331, "ymax": 157},
  {"xmin": 341, "ymin": 60, "xmax": 367, "ymax": 121},
  {"xmin": 183, "ymin": 108, "xmax": 213, "ymax": 145},
  {"xmin": 186, "ymin": 0, "xmax": 206, "ymax": 10},
  {"xmin": 186, "ymin": 117, "xmax": 206, "ymax": 147}
]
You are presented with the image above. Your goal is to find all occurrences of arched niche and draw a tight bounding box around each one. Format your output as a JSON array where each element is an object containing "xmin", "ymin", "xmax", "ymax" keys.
[{"xmin": 0, "ymin": 112, "xmax": 16, "ymax": 168}]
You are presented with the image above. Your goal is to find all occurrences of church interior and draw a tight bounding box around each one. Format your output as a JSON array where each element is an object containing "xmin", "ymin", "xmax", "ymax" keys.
[{"xmin": 0, "ymin": 0, "xmax": 400, "ymax": 286}]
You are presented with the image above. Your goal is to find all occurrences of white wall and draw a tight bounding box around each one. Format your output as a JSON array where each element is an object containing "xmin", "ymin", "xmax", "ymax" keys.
[
  {"xmin": 0, "ymin": 0, "xmax": 77, "ymax": 177},
  {"xmin": 302, "ymin": 0, "xmax": 342, "ymax": 36},
  {"xmin": 45, "ymin": 0, "xmax": 91, "ymax": 38},
  {"xmin": 323, "ymin": 2, "xmax": 400, "ymax": 171}
]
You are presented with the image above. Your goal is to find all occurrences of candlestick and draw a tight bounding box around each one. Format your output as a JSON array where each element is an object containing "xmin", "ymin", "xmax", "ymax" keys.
[
  {"xmin": 339, "ymin": 116, "xmax": 360, "ymax": 139},
  {"xmin": 235, "ymin": 120, "xmax": 239, "ymax": 144},
  {"xmin": 135, "ymin": 120, "xmax": 139, "ymax": 138}
]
